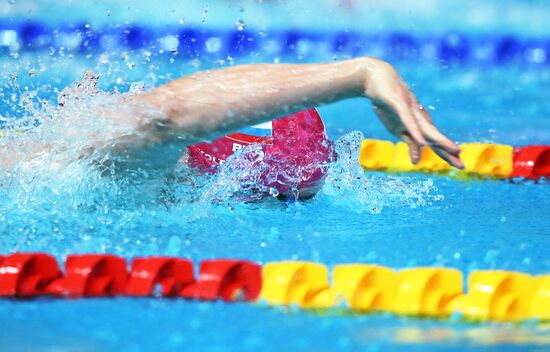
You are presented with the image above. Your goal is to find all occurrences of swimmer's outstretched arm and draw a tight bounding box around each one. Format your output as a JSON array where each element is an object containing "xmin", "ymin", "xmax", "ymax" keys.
[{"xmin": 131, "ymin": 57, "xmax": 463, "ymax": 171}]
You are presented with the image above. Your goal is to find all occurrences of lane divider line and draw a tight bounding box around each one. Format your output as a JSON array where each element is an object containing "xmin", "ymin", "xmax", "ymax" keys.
[
  {"xmin": 1, "ymin": 22, "xmax": 549, "ymax": 67},
  {"xmin": 1, "ymin": 253, "xmax": 549, "ymax": 322}
]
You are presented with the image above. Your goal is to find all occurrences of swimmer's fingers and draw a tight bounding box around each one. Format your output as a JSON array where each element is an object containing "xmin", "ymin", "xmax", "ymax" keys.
[
  {"xmin": 423, "ymin": 125, "xmax": 463, "ymax": 168},
  {"xmin": 410, "ymin": 97, "xmax": 458, "ymax": 152},
  {"xmin": 431, "ymin": 145, "xmax": 464, "ymax": 169},
  {"xmin": 401, "ymin": 133, "xmax": 422, "ymax": 164},
  {"xmin": 373, "ymin": 103, "xmax": 421, "ymax": 164},
  {"xmin": 412, "ymin": 105, "xmax": 464, "ymax": 169},
  {"xmin": 388, "ymin": 98, "xmax": 430, "ymax": 163},
  {"xmin": 389, "ymin": 99, "xmax": 427, "ymax": 147}
]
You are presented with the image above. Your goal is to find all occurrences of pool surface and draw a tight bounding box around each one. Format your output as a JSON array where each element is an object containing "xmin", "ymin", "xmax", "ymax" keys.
[{"xmin": 1, "ymin": 0, "xmax": 550, "ymax": 351}]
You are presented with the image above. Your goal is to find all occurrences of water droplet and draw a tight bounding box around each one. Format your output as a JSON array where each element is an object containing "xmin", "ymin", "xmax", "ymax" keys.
[
  {"xmin": 201, "ymin": 6, "xmax": 209, "ymax": 23},
  {"xmin": 235, "ymin": 19, "xmax": 247, "ymax": 31},
  {"xmin": 190, "ymin": 59, "xmax": 201, "ymax": 68},
  {"xmin": 365, "ymin": 251, "xmax": 377, "ymax": 261},
  {"xmin": 205, "ymin": 37, "xmax": 221, "ymax": 53},
  {"xmin": 268, "ymin": 187, "xmax": 279, "ymax": 197},
  {"xmin": 483, "ymin": 249, "xmax": 499, "ymax": 266}
]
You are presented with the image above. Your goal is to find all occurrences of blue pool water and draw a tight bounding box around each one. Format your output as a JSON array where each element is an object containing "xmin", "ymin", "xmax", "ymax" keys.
[{"xmin": 1, "ymin": 1, "xmax": 550, "ymax": 351}]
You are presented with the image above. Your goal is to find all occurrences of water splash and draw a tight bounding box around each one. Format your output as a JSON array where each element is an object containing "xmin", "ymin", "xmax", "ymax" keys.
[
  {"xmin": 316, "ymin": 131, "xmax": 442, "ymax": 214},
  {"xmin": 0, "ymin": 72, "xmax": 159, "ymax": 253},
  {"xmin": 186, "ymin": 130, "xmax": 442, "ymax": 215}
]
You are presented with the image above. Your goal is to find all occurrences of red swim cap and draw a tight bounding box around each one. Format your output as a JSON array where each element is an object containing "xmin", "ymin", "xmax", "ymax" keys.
[{"xmin": 186, "ymin": 108, "xmax": 332, "ymax": 196}]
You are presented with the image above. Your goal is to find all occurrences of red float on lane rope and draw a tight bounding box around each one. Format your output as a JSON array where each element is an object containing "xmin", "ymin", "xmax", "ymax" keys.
[
  {"xmin": 179, "ymin": 259, "xmax": 262, "ymax": 302},
  {"xmin": 47, "ymin": 254, "xmax": 128, "ymax": 297},
  {"xmin": 0, "ymin": 253, "xmax": 62, "ymax": 297},
  {"xmin": 125, "ymin": 257, "xmax": 195, "ymax": 297},
  {"xmin": 512, "ymin": 146, "xmax": 550, "ymax": 179}
]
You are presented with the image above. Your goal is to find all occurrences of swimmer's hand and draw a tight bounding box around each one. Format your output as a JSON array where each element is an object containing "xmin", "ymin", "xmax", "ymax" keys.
[{"xmin": 363, "ymin": 59, "xmax": 463, "ymax": 169}]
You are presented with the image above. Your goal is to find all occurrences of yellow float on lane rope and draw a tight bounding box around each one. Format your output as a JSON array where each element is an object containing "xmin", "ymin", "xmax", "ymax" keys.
[
  {"xmin": 359, "ymin": 139, "xmax": 516, "ymax": 179},
  {"xmin": 332, "ymin": 264, "xmax": 396, "ymax": 311},
  {"xmin": 260, "ymin": 261, "xmax": 335, "ymax": 308},
  {"xmin": 359, "ymin": 139, "xmax": 395, "ymax": 170},
  {"xmin": 528, "ymin": 275, "xmax": 550, "ymax": 320},
  {"xmin": 391, "ymin": 267, "xmax": 463, "ymax": 317},
  {"xmin": 459, "ymin": 143, "xmax": 513, "ymax": 178},
  {"xmin": 392, "ymin": 142, "xmax": 452, "ymax": 172},
  {"xmin": 449, "ymin": 271, "xmax": 535, "ymax": 322}
]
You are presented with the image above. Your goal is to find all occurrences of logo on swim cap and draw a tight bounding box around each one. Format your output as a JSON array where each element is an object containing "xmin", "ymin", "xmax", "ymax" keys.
[{"xmin": 235, "ymin": 121, "xmax": 273, "ymax": 137}]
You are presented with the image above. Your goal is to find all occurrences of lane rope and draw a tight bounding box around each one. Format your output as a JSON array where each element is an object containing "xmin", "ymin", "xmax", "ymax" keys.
[
  {"xmin": 0, "ymin": 22, "xmax": 549, "ymax": 67},
  {"xmin": 1, "ymin": 253, "xmax": 549, "ymax": 323}
]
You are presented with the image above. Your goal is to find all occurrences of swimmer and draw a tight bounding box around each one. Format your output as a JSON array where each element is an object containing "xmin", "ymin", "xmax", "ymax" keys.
[{"xmin": 1, "ymin": 57, "xmax": 463, "ymax": 197}]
